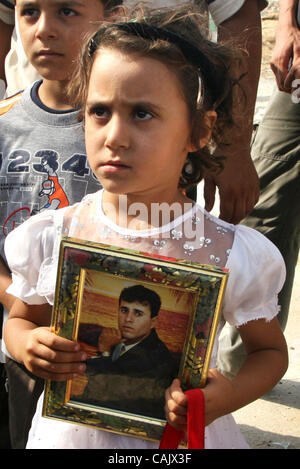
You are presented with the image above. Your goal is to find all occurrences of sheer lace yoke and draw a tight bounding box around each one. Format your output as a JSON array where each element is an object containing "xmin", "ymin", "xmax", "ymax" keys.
[
  {"xmin": 6, "ymin": 190, "xmax": 284, "ymax": 329},
  {"xmin": 62, "ymin": 191, "xmax": 235, "ymax": 269}
]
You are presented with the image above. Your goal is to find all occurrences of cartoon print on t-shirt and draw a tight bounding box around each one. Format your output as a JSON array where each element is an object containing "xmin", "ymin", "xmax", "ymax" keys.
[{"xmin": 35, "ymin": 152, "xmax": 69, "ymax": 213}]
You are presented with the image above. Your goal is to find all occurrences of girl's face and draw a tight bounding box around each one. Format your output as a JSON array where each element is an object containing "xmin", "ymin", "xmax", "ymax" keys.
[
  {"xmin": 16, "ymin": 0, "xmax": 105, "ymax": 82},
  {"xmin": 85, "ymin": 48, "xmax": 196, "ymax": 205}
]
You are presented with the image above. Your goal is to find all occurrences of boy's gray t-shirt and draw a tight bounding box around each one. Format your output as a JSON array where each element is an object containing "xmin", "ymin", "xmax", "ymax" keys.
[
  {"xmin": 0, "ymin": 81, "xmax": 100, "ymax": 261},
  {"xmin": 0, "ymin": 81, "xmax": 100, "ymax": 359}
]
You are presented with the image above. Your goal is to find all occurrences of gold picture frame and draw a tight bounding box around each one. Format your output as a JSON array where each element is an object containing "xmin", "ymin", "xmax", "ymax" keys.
[{"xmin": 43, "ymin": 237, "xmax": 228, "ymax": 442}]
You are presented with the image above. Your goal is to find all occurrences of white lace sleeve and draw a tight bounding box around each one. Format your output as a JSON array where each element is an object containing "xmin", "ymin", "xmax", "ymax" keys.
[
  {"xmin": 223, "ymin": 225, "xmax": 286, "ymax": 327},
  {"xmin": 5, "ymin": 209, "xmax": 66, "ymax": 305}
]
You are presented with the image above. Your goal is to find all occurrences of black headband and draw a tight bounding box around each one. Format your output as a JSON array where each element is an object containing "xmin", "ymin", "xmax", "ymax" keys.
[{"xmin": 88, "ymin": 22, "xmax": 222, "ymax": 108}]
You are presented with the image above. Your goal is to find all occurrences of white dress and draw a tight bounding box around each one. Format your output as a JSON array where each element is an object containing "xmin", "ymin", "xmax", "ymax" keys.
[{"xmin": 5, "ymin": 190, "xmax": 285, "ymax": 449}]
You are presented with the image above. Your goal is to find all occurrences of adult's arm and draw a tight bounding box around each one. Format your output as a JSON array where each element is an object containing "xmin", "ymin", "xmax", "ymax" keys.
[{"xmin": 204, "ymin": 0, "xmax": 261, "ymax": 224}]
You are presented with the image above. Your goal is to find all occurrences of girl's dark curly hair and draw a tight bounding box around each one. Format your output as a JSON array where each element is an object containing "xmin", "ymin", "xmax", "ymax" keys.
[
  {"xmin": 68, "ymin": 4, "xmax": 244, "ymax": 190},
  {"xmin": 102, "ymin": 0, "xmax": 123, "ymax": 9},
  {"xmin": 13, "ymin": 0, "xmax": 124, "ymax": 8}
]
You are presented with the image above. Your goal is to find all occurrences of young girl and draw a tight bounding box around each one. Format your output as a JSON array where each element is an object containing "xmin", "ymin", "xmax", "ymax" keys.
[{"xmin": 4, "ymin": 6, "xmax": 288, "ymax": 449}]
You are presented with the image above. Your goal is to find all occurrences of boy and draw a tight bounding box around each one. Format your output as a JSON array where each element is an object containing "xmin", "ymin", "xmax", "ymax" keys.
[{"xmin": 0, "ymin": 0, "xmax": 123, "ymax": 448}]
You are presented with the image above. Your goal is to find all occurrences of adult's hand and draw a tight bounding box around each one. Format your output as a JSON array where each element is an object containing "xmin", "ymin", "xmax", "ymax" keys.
[
  {"xmin": 204, "ymin": 150, "xmax": 259, "ymax": 224},
  {"xmin": 205, "ymin": 0, "xmax": 261, "ymax": 224},
  {"xmin": 270, "ymin": 0, "xmax": 300, "ymax": 92}
]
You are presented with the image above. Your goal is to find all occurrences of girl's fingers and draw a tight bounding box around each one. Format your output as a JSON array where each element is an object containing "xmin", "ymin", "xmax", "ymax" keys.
[
  {"xmin": 34, "ymin": 327, "xmax": 81, "ymax": 352},
  {"xmin": 165, "ymin": 413, "xmax": 187, "ymax": 431},
  {"xmin": 34, "ymin": 356, "xmax": 86, "ymax": 375},
  {"xmin": 164, "ymin": 401, "xmax": 187, "ymax": 431},
  {"xmin": 168, "ymin": 379, "xmax": 187, "ymax": 406},
  {"xmin": 27, "ymin": 356, "xmax": 86, "ymax": 381},
  {"xmin": 31, "ymin": 342, "xmax": 87, "ymax": 364},
  {"xmin": 25, "ymin": 327, "xmax": 88, "ymax": 380},
  {"xmin": 165, "ymin": 379, "xmax": 187, "ymax": 416},
  {"xmin": 165, "ymin": 394, "xmax": 187, "ymax": 415}
]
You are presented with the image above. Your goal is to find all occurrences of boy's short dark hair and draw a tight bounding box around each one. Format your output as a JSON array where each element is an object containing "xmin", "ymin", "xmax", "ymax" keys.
[{"xmin": 119, "ymin": 285, "xmax": 161, "ymax": 318}]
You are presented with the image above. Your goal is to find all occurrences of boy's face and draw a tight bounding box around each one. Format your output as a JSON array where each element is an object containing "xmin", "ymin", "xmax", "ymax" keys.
[{"xmin": 16, "ymin": 0, "xmax": 105, "ymax": 82}]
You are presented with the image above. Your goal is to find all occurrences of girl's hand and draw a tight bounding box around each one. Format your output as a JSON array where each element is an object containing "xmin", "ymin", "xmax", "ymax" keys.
[
  {"xmin": 201, "ymin": 368, "xmax": 234, "ymax": 426},
  {"xmin": 164, "ymin": 378, "xmax": 188, "ymax": 432},
  {"xmin": 24, "ymin": 326, "xmax": 87, "ymax": 381},
  {"xmin": 165, "ymin": 371, "xmax": 233, "ymax": 431},
  {"xmin": 165, "ymin": 320, "xmax": 288, "ymax": 431}
]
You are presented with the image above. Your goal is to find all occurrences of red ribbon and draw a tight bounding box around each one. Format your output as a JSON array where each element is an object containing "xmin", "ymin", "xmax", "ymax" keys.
[{"xmin": 159, "ymin": 388, "xmax": 205, "ymax": 449}]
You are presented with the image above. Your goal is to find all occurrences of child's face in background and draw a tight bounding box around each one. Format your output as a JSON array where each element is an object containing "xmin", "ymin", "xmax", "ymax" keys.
[
  {"xmin": 16, "ymin": 0, "xmax": 105, "ymax": 82},
  {"xmin": 85, "ymin": 48, "xmax": 195, "ymax": 204}
]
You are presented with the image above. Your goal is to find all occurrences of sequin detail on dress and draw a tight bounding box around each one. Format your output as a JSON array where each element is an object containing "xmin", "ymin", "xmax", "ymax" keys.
[{"xmin": 62, "ymin": 191, "xmax": 234, "ymax": 269}]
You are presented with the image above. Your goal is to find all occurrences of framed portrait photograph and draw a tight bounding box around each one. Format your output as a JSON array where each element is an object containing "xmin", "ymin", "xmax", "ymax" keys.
[{"xmin": 43, "ymin": 237, "xmax": 228, "ymax": 442}]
